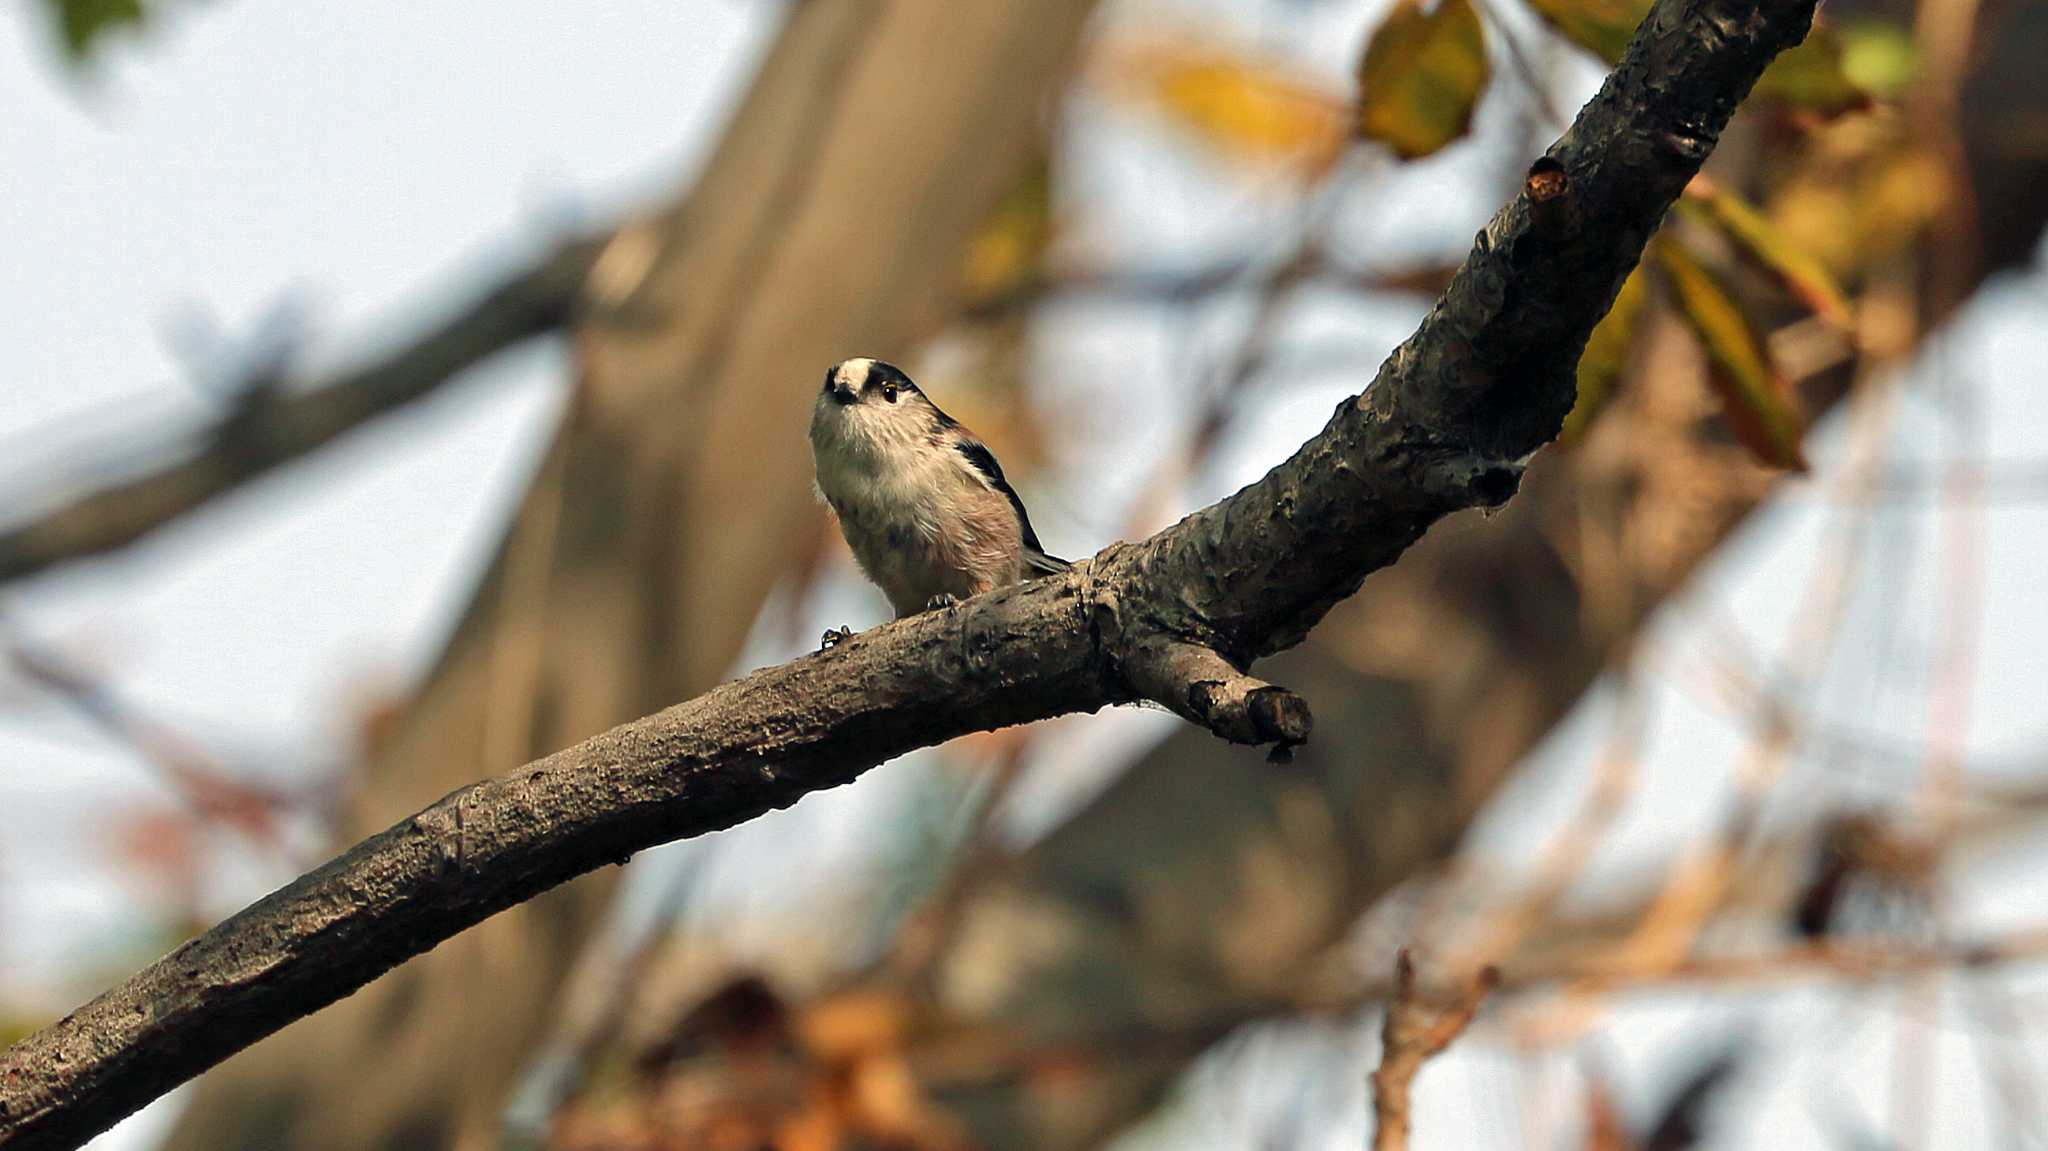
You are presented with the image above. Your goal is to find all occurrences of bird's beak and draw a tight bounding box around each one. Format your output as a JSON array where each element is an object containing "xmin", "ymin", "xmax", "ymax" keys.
[{"xmin": 829, "ymin": 381, "xmax": 857, "ymax": 405}]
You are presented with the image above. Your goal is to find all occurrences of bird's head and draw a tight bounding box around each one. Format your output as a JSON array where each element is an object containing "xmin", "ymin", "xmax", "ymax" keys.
[{"xmin": 812, "ymin": 357, "xmax": 945, "ymax": 454}]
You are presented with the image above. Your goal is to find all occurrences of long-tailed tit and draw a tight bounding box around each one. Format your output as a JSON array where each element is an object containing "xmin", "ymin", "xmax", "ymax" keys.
[{"xmin": 810, "ymin": 358, "xmax": 1068, "ymax": 637}]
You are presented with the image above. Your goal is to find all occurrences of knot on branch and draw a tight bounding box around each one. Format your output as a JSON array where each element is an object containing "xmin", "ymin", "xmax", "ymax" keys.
[
  {"xmin": 1125, "ymin": 639, "xmax": 1311, "ymax": 761},
  {"xmin": 1423, "ymin": 452, "xmax": 1525, "ymax": 512},
  {"xmin": 1524, "ymin": 156, "xmax": 1568, "ymax": 204}
]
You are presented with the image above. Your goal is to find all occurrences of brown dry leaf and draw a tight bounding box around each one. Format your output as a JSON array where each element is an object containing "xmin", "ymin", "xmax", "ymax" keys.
[
  {"xmin": 1654, "ymin": 238, "xmax": 1808, "ymax": 471},
  {"xmin": 1355, "ymin": 0, "xmax": 1491, "ymax": 160},
  {"xmin": 1679, "ymin": 184, "xmax": 1853, "ymax": 327},
  {"xmin": 1561, "ymin": 263, "xmax": 1650, "ymax": 444},
  {"xmin": 1097, "ymin": 38, "xmax": 1350, "ymax": 177}
]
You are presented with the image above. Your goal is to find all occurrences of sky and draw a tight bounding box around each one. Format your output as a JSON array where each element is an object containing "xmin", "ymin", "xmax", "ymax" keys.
[{"xmin": 1, "ymin": 1, "xmax": 2045, "ymax": 1149}]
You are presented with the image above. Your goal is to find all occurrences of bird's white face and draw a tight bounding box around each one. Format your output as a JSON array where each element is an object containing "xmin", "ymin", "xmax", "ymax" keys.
[{"xmin": 810, "ymin": 357, "xmax": 942, "ymax": 463}]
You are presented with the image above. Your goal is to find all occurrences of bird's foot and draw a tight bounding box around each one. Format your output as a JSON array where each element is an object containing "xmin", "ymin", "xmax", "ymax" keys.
[
  {"xmin": 923, "ymin": 593, "xmax": 959, "ymax": 613},
  {"xmin": 819, "ymin": 625, "xmax": 855, "ymax": 651}
]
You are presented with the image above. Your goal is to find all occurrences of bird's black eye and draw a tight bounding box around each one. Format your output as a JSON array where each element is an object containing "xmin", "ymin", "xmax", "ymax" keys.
[{"xmin": 881, "ymin": 384, "xmax": 898, "ymax": 403}]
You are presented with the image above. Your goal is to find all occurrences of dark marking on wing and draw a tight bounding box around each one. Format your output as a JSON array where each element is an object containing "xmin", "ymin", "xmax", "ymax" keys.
[{"xmin": 955, "ymin": 438, "xmax": 1071, "ymax": 574}]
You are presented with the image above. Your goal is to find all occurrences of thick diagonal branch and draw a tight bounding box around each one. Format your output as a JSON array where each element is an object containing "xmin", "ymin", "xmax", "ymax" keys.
[
  {"xmin": 0, "ymin": 0, "xmax": 1818, "ymax": 1146},
  {"xmin": 0, "ymin": 236, "xmax": 604, "ymax": 584}
]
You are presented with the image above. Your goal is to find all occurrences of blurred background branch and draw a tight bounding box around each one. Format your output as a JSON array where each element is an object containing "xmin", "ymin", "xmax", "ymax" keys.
[{"xmin": 0, "ymin": 236, "xmax": 604, "ymax": 584}]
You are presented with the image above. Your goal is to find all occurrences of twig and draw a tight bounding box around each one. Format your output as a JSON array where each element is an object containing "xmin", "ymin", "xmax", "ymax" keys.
[
  {"xmin": 1603, "ymin": 377, "xmax": 1900, "ymax": 978},
  {"xmin": 957, "ymin": 253, "xmax": 1451, "ymax": 324},
  {"xmin": 1445, "ymin": 676, "xmax": 1645, "ymax": 977},
  {"xmin": 3, "ymin": 636, "xmax": 319, "ymax": 853},
  {"xmin": 1370, "ymin": 951, "xmax": 1499, "ymax": 1151},
  {"xmin": 1470, "ymin": 0, "xmax": 1571, "ymax": 132},
  {"xmin": 0, "ymin": 235, "xmax": 605, "ymax": 584}
]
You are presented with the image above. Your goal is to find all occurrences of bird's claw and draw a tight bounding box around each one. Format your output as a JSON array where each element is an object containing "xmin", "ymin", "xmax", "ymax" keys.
[
  {"xmin": 923, "ymin": 593, "xmax": 959, "ymax": 613},
  {"xmin": 819, "ymin": 626, "xmax": 854, "ymax": 651}
]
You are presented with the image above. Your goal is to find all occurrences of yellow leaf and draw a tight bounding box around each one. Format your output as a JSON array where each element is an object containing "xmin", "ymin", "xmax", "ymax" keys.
[
  {"xmin": 1654, "ymin": 239, "xmax": 1808, "ymax": 471},
  {"xmin": 1099, "ymin": 39, "xmax": 1350, "ymax": 177},
  {"xmin": 1523, "ymin": 0, "xmax": 1649, "ymax": 63},
  {"xmin": 1753, "ymin": 24, "xmax": 1869, "ymax": 117},
  {"xmin": 1679, "ymin": 185, "xmax": 1852, "ymax": 327},
  {"xmin": 1765, "ymin": 118, "xmax": 1950, "ymax": 280},
  {"xmin": 1839, "ymin": 19, "xmax": 1917, "ymax": 101},
  {"xmin": 1355, "ymin": 0, "xmax": 1491, "ymax": 160},
  {"xmin": 962, "ymin": 158, "xmax": 1055, "ymax": 301},
  {"xmin": 1561, "ymin": 264, "xmax": 1648, "ymax": 443},
  {"xmin": 1526, "ymin": 0, "xmax": 1875, "ymax": 118}
]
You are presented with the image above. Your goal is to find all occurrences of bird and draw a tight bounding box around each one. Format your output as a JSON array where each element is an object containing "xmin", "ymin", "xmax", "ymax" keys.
[{"xmin": 810, "ymin": 357, "xmax": 1068, "ymax": 643}]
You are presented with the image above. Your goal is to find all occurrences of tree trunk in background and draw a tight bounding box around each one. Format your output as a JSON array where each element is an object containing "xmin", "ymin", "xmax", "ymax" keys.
[{"xmin": 160, "ymin": 4, "xmax": 1098, "ymax": 1150}]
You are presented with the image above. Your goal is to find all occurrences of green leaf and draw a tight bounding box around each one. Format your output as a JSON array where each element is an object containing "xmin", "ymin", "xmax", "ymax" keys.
[
  {"xmin": 1679, "ymin": 186, "xmax": 1853, "ymax": 328},
  {"xmin": 1562, "ymin": 264, "xmax": 1649, "ymax": 443},
  {"xmin": 1355, "ymin": 0, "xmax": 1491, "ymax": 160},
  {"xmin": 1752, "ymin": 24, "xmax": 1869, "ymax": 116},
  {"xmin": 1521, "ymin": 0, "xmax": 1650, "ymax": 64},
  {"xmin": 1840, "ymin": 19, "xmax": 1917, "ymax": 101},
  {"xmin": 43, "ymin": 0, "xmax": 146, "ymax": 62},
  {"xmin": 1654, "ymin": 238, "xmax": 1809, "ymax": 471}
]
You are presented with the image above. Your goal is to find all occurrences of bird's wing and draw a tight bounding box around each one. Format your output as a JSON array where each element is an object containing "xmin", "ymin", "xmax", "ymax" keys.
[{"xmin": 952, "ymin": 437, "xmax": 1071, "ymax": 574}]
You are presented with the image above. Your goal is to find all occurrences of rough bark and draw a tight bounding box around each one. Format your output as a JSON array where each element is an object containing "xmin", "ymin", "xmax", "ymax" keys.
[{"xmin": 0, "ymin": 0, "xmax": 1819, "ymax": 1146}]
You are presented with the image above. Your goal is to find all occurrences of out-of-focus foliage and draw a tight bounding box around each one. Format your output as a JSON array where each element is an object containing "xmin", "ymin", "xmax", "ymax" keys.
[
  {"xmin": 1838, "ymin": 20, "xmax": 1918, "ymax": 101},
  {"xmin": 1766, "ymin": 116, "xmax": 1951, "ymax": 281},
  {"xmin": 39, "ymin": 0, "xmax": 145, "ymax": 61},
  {"xmin": 1097, "ymin": 38, "xmax": 1350, "ymax": 177},
  {"xmin": 1521, "ymin": 0, "xmax": 1645, "ymax": 63},
  {"xmin": 1525, "ymin": 0, "xmax": 1877, "ymax": 117},
  {"xmin": 1750, "ymin": 24, "xmax": 1869, "ymax": 117},
  {"xmin": 1354, "ymin": 0, "xmax": 1490, "ymax": 159},
  {"xmin": 1679, "ymin": 184, "xmax": 1853, "ymax": 328},
  {"xmin": 1561, "ymin": 264, "xmax": 1648, "ymax": 444},
  {"xmin": 953, "ymin": 154, "xmax": 1056, "ymax": 477},
  {"xmin": 1654, "ymin": 238, "xmax": 1808, "ymax": 471},
  {"xmin": 961, "ymin": 157, "xmax": 1057, "ymax": 302},
  {"xmin": 552, "ymin": 976, "xmax": 960, "ymax": 1151}
]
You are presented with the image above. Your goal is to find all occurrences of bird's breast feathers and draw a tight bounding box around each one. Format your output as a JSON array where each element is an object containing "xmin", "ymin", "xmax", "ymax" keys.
[{"xmin": 817, "ymin": 436, "xmax": 990, "ymax": 535}]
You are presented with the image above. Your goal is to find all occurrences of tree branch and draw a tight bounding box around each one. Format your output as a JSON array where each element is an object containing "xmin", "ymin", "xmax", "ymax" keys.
[
  {"xmin": 1370, "ymin": 952, "xmax": 1498, "ymax": 1151},
  {"xmin": 0, "ymin": 235, "xmax": 606, "ymax": 584},
  {"xmin": 0, "ymin": 0, "xmax": 1818, "ymax": 1145}
]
